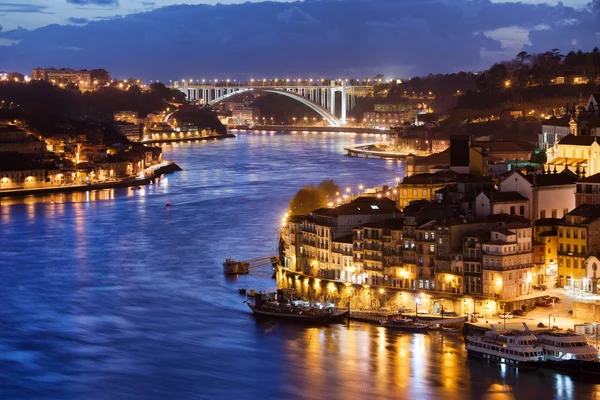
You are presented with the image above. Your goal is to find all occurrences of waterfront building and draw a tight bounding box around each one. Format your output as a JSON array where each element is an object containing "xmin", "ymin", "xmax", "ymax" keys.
[
  {"xmin": 557, "ymin": 204, "xmax": 600, "ymax": 290},
  {"xmin": 32, "ymin": 67, "xmax": 92, "ymax": 85},
  {"xmin": 231, "ymin": 107, "xmax": 260, "ymax": 125},
  {"xmin": 481, "ymin": 222, "xmax": 534, "ymax": 300},
  {"xmin": 462, "ymin": 230, "xmax": 488, "ymax": 296},
  {"xmin": 497, "ymin": 170, "xmax": 577, "ymax": 220},
  {"xmin": 331, "ymin": 234, "xmax": 354, "ymax": 283},
  {"xmin": 282, "ymin": 197, "xmax": 400, "ymax": 279},
  {"xmin": 0, "ymin": 169, "xmax": 46, "ymax": 190},
  {"xmin": 533, "ymin": 218, "xmax": 560, "ymax": 284}
]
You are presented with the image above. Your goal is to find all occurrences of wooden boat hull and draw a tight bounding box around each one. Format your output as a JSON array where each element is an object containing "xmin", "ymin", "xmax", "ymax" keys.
[
  {"xmin": 545, "ymin": 359, "xmax": 600, "ymax": 376},
  {"xmin": 382, "ymin": 323, "xmax": 430, "ymax": 333},
  {"xmin": 329, "ymin": 310, "xmax": 350, "ymax": 323},
  {"xmin": 247, "ymin": 303, "xmax": 332, "ymax": 323}
]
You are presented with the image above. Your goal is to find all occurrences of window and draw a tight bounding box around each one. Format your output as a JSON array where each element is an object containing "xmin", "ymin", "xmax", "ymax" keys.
[
  {"xmin": 574, "ymin": 259, "xmax": 579, "ymax": 269},
  {"xmin": 574, "ymin": 230, "xmax": 578, "ymax": 239},
  {"xmin": 567, "ymin": 230, "xmax": 571, "ymax": 239},
  {"xmin": 540, "ymin": 210, "xmax": 546, "ymax": 219},
  {"xmin": 582, "ymin": 231, "xmax": 586, "ymax": 240},
  {"xmin": 582, "ymin": 245, "xmax": 586, "ymax": 254},
  {"xmin": 402, "ymin": 189, "xmax": 408, "ymax": 196},
  {"xmin": 429, "ymin": 244, "xmax": 435, "ymax": 253},
  {"xmin": 552, "ymin": 209, "xmax": 557, "ymax": 218},
  {"xmin": 559, "ymin": 229, "xmax": 563, "ymax": 238},
  {"xmin": 548, "ymin": 248, "xmax": 551, "ymax": 254},
  {"xmin": 563, "ymin": 208, "xmax": 569, "ymax": 216},
  {"xmin": 520, "ymin": 205, "xmax": 525, "ymax": 215},
  {"xmin": 510, "ymin": 206, "xmax": 515, "ymax": 215},
  {"xmin": 412, "ymin": 189, "xmax": 418, "ymax": 196},
  {"xmin": 567, "ymin": 244, "xmax": 571, "ymax": 252},
  {"xmin": 567, "ymin": 259, "xmax": 571, "ymax": 268},
  {"xmin": 422, "ymin": 189, "xmax": 428, "ymax": 197},
  {"xmin": 509, "ymin": 273, "xmax": 512, "ymax": 280},
  {"xmin": 574, "ymin": 245, "xmax": 579, "ymax": 254}
]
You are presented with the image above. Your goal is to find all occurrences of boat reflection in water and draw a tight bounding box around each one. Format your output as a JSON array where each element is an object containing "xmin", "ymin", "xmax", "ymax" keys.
[{"xmin": 246, "ymin": 289, "xmax": 349, "ymax": 324}]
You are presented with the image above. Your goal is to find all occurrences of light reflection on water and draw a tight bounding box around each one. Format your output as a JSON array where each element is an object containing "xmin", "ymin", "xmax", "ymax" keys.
[{"xmin": 0, "ymin": 132, "xmax": 599, "ymax": 400}]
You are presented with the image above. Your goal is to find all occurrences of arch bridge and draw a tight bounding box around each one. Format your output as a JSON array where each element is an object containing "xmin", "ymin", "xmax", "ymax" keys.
[{"xmin": 171, "ymin": 81, "xmax": 372, "ymax": 127}]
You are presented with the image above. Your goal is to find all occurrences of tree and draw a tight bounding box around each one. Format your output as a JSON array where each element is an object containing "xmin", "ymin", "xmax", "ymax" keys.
[
  {"xmin": 289, "ymin": 186, "xmax": 322, "ymax": 215},
  {"xmin": 288, "ymin": 179, "xmax": 341, "ymax": 215}
]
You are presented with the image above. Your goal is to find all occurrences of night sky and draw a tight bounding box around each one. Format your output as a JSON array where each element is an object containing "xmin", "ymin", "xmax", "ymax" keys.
[{"xmin": 0, "ymin": 0, "xmax": 598, "ymax": 80}]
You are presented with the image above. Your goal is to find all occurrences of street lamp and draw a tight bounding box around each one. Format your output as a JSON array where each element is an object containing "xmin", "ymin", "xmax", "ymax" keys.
[{"xmin": 415, "ymin": 297, "xmax": 420, "ymax": 316}]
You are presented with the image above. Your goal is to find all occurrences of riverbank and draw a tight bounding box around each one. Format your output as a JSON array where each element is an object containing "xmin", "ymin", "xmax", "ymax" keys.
[
  {"xmin": 0, "ymin": 161, "xmax": 182, "ymax": 198},
  {"xmin": 345, "ymin": 143, "xmax": 410, "ymax": 159},
  {"xmin": 142, "ymin": 133, "xmax": 235, "ymax": 144},
  {"xmin": 244, "ymin": 125, "xmax": 389, "ymax": 134}
]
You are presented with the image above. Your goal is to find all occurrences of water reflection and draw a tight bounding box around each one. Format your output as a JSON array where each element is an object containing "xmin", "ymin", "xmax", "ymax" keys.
[{"xmin": 1, "ymin": 132, "xmax": 599, "ymax": 399}]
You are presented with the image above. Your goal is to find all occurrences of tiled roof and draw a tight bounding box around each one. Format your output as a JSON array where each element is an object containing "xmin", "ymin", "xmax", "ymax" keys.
[
  {"xmin": 492, "ymin": 191, "xmax": 528, "ymax": 203},
  {"xmin": 557, "ymin": 134, "xmax": 598, "ymax": 146},
  {"xmin": 472, "ymin": 140, "xmax": 536, "ymax": 153},
  {"xmin": 313, "ymin": 197, "xmax": 399, "ymax": 217},
  {"xmin": 578, "ymin": 172, "xmax": 600, "ymax": 183},
  {"xmin": 534, "ymin": 218, "xmax": 562, "ymax": 226},
  {"xmin": 362, "ymin": 218, "xmax": 405, "ymax": 230}
]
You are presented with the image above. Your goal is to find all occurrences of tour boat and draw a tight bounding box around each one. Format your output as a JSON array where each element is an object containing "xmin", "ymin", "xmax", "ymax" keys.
[
  {"xmin": 223, "ymin": 258, "xmax": 250, "ymax": 274},
  {"xmin": 382, "ymin": 318, "xmax": 430, "ymax": 333},
  {"xmin": 465, "ymin": 324, "xmax": 545, "ymax": 368},
  {"xmin": 534, "ymin": 327, "xmax": 600, "ymax": 375},
  {"xmin": 245, "ymin": 294, "xmax": 333, "ymax": 323}
]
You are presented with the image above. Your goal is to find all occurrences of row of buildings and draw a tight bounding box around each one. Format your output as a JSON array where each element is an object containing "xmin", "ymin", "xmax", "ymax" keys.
[
  {"xmin": 281, "ymin": 91, "xmax": 600, "ymax": 311},
  {"xmin": 31, "ymin": 67, "xmax": 111, "ymax": 86},
  {"xmin": 0, "ymin": 121, "xmax": 162, "ymax": 190}
]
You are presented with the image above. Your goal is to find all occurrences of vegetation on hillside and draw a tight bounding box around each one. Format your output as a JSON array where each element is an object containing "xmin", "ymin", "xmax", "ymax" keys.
[{"xmin": 289, "ymin": 179, "xmax": 341, "ymax": 215}]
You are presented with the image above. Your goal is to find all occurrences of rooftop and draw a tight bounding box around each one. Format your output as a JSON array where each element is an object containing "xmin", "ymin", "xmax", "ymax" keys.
[
  {"xmin": 578, "ymin": 172, "xmax": 600, "ymax": 184},
  {"xmin": 557, "ymin": 134, "xmax": 598, "ymax": 146},
  {"xmin": 313, "ymin": 197, "xmax": 399, "ymax": 217}
]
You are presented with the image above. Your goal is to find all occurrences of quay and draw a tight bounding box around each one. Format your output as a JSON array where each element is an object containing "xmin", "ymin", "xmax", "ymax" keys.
[
  {"xmin": 243, "ymin": 125, "xmax": 389, "ymax": 135},
  {"xmin": 142, "ymin": 132, "xmax": 235, "ymax": 144},
  {"xmin": 0, "ymin": 161, "xmax": 181, "ymax": 198},
  {"xmin": 344, "ymin": 143, "xmax": 410, "ymax": 159}
]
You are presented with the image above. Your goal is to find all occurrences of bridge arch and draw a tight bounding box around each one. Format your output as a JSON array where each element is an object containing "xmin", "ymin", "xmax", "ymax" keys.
[{"xmin": 209, "ymin": 88, "xmax": 342, "ymax": 127}]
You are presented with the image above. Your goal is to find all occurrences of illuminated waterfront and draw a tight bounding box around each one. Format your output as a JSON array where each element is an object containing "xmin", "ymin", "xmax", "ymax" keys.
[{"xmin": 1, "ymin": 132, "xmax": 599, "ymax": 399}]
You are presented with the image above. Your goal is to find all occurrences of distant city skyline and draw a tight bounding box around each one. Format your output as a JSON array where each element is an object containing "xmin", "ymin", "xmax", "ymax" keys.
[{"xmin": 0, "ymin": 0, "xmax": 598, "ymax": 80}]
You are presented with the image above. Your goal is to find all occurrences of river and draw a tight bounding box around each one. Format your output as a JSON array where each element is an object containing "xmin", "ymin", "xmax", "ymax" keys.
[{"xmin": 0, "ymin": 131, "xmax": 598, "ymax": 400}]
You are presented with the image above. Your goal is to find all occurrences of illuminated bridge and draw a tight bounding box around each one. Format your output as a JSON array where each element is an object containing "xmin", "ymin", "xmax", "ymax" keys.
[{"xmin": 169, "ymin": 79, "xmax": 373, "ymax": 127}]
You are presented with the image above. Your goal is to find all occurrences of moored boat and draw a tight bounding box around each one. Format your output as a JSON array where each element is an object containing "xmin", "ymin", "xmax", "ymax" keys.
[
  {"xmin": 246, "ymin": 293, "xmax": 333, "ymax": 323},
  {"xmin": 465, "ymin": 324, "xmax": 545, "ymax": 368},
  {"xmin": 534, "ymin": 326, "xmax": 600, "ymax": 375},
  {"xmin": 223, "ymin": 258, "xmax": 250, "ymax": 274},
  {"xmin": 382, "ymin": 318, "xmax": 430, "ymax": 333}
]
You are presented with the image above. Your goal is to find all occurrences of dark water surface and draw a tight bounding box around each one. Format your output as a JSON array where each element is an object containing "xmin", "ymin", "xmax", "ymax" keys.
[{"xmin": 1, "ymin": 132, "xmax": 598, "ymax": 400}]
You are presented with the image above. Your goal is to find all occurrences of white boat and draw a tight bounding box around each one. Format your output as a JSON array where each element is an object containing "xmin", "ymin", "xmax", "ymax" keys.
[
  {"xmin": 536, "ymin": 329, "xmax": 599, "ymax": 362},
  {"xmin": 466, "ymin": 324, "xmax": 545, "ymax": 368}
]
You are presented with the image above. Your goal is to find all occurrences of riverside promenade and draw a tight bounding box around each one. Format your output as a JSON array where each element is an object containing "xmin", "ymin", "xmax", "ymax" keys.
[{"xmin": 0, "ymin": 161, "xmax": 181, "ymax": 198}]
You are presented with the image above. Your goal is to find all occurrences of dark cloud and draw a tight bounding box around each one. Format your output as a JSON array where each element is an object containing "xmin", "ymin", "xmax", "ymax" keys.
[
  {"xmin": 66, "ymin": 0, "xmax": 119, "ymax": 6},
  {"xmin": 0, "ymin": 0, "xmax": 598, "ymax": 80},
  {"xmin": 0, "ymin": 3, "xmax": 51, "ymax": 13},
  {"xmin": 67, "ymin": 17, "xmax": 89, "ymax": 25}
]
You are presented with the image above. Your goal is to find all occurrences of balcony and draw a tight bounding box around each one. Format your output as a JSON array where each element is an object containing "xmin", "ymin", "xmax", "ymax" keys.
[{"xmin": 363, "ymin": 243, "xmax": 382, "ymax": 251}]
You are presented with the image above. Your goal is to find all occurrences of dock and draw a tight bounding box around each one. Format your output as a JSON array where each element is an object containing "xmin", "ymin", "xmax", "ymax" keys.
[{"xmin": 344, "ymin": 143, "xmax": 410, "ymax": 160}]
